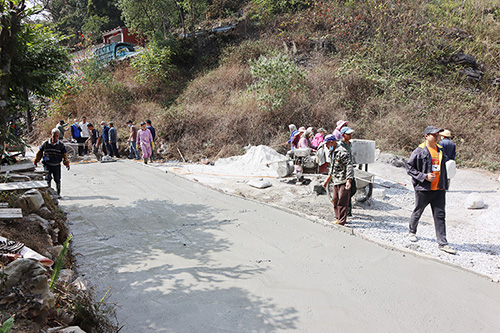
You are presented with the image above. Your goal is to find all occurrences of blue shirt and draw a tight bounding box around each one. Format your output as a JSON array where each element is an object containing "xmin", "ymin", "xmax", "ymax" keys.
[
  {"xmin": 440, "ymin": 138, "xmax": 456, "ymax": 161},
  {"xmin": 287, "ymin": 130, "xmax": 298, "ymax": 150}
]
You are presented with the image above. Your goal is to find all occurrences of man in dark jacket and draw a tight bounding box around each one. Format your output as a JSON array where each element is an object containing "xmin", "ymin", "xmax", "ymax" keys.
[
  {"xmin": 100, "ymin": 121, "xmax": 110, "ymax": 156},
  {"xmin": 34, "ymin": 128, "xmax": 70, "ymax": 198},
  {"xmin": 146, "ymin": 119, "xmax": 156, "ymax": 162},
  {"xmin": 108, "ymin": 122, "xmax": 120, "ymax": 158},
  {"xmin": 406, "ymin": 126, "xmax": 456, "ymax": 254}
]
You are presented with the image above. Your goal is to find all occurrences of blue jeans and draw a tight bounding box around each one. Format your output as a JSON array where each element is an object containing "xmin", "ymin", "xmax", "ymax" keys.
[{"xmin": 129, "ymin": 141, "xmax": 140, "ymax": 159}]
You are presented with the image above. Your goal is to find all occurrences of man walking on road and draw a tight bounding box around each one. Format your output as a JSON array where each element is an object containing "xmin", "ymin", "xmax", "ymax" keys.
[
  {"xmin": 108, "ymin": 122, "xmax": 120, "ymax": 158},
  {"xmin": 126, "ymin": 120, "xmax": 140, "ymax": 159},
  {"xmin": 406, "ymin": 126, "xmax": 456, "ymax": 254},
  {"xmin": 34, "ymin": 128, "xmax": 70, "ymax": 198}
]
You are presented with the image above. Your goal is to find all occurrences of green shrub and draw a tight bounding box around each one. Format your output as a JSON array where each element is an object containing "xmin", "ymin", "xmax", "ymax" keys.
[
  {"xmin": 131, "ymin": 42, "xmax": 176, "ymax": 84},
  {"xmin": 249, "ymin": 53, "xmax": 305, "ymax": 111}
]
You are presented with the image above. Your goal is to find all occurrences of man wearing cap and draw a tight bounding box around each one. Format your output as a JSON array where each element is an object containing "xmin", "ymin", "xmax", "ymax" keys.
[
  {"xmin": 322, "ymin": 126, "xmax": 354, "ymax": 225},
  {"xmin": 406, "ymin": 126, "xmax": 455, "ymax": 254},
  {"xmin": 440, "ymin": 129, "xmax": 456, "ymax": 162}
]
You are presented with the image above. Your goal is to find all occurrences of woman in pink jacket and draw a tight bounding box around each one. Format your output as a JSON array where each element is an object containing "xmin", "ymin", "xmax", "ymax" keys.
[
  {"xmin": 311, "ymin": 128, "xmax": 327, "ymax": 148},
  {"xmin": 137, "ymin": 122, "xmax": 154, "ymax": 164}
]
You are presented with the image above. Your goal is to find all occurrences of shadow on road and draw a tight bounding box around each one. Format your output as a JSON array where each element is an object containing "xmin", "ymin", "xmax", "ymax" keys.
[{"xmin": 66, "ymin": 197, "xmax": 299, "ymax": 332}]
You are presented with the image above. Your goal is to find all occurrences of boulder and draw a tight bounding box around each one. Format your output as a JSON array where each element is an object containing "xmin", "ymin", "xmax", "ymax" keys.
[
  {"xmin": 3, "ymin": 259, "xmax": 55, "ymax": 324},
  {"xmin": 465, "ymin": 193, "xmax": 484, "ymax": 209},
  {"xmin": 26, "ymin": 214, "xmax": 52, "ymax": 235},
  {"xmin": 15, "ymin": 189, "xmax": 44, "ymax": 213},
  {"xmin": 37, "ymin": 206, "xmax": 53, "ymax": 220}
]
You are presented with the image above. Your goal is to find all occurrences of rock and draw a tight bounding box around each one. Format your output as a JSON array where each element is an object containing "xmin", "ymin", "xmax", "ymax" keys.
[
  {"xmin": 26, "ymin": 214, "xmax": 53, "ymax": 235},
  {"xmin": 377, "ymin": 153, "xmax": 407, "ymax": 168},
  {"xmin": 310, "ymin": 181, "xmax": 326, "ymax": 195},
  {"xmin": 3, "ymin": 259, "xmax": 55, "ymax": 324},
  {"xmin": 465, "ymin": 193, "xmax": 484, "ymax": 209},
  {"xmin": 48, "ymin": 326, "xmax": 86, "ymax": 333},
  {"xmin": 47, "ymin": 245, "xmax": 64, "ymax": 260},
  {"xmin": 497, "ymin": 174, "xmax": 500, "ymax": 182},
  {"xmin": 72, "ymin": 277, "xmax": 87, "ymax": 291},
  {"xmin": 100, "ymin": 155, "xmax": 116, "ymax": 163},
  {"xmin": 247, "ymin": 179, "xmax": 272, "ymax": 189},
  {"xmin": 440, "ymin": 52, "xmax": 477, "ymax": 67},
  {"xmin": 58, "ymin": 269, "xmax": 74, "ymax": 284},
  {"xmin": 37, "ymin": 206, "xmax": 53, "ymax": 220},
  {"xmin": 460, "ymin": 67, "xmax": 483, "ymax": 81},
  {"xmin": 15, "ymin": 189, "xmax": 45, "ymax": 213},
  {"xmin": 47, "ymin": 187, "xmax": 59, "ymax": 203},
  {"xmin": 372, "ymin": 188, "xmax": 387, "ymax": 200}
]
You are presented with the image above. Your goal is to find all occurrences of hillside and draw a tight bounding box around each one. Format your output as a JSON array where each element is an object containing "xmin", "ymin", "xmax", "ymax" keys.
[{"xmin": 38, "ymin": 0, "xmax": 500, "ymax": 170}]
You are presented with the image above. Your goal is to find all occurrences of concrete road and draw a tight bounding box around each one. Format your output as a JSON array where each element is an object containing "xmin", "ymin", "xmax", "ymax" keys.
[{"xmin": 61, "ymin": 160, "xmax": 500, "ymax": 332}]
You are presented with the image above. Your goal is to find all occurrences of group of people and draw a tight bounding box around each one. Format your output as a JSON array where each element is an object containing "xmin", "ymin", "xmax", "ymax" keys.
[
  {"xmin": 287, "ymin": 120, "xmax": 458, "ymax": 255},
  {"xmin": 34, "ymin": 117, "xmax": 158, "ymax": 198},
  {"xmin": 56, "ymin": 117, "xmax": 157, "ymax": 164}
]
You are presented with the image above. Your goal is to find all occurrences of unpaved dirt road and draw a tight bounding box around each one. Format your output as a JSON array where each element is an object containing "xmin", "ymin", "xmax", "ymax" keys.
[{"xmin": 61, "ymin": 160, "xmax": 500, "ymax": 332}]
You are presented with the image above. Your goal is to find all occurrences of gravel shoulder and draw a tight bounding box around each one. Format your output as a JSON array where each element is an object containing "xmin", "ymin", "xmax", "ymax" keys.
[{"xmin": 152, "ymin": 146, "xmax": 500, "ymax": 282}]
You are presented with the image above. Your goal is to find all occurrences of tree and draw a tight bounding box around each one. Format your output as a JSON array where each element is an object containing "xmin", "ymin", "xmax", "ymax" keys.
[
  {"xmin": 11, "ymin": 24, "xmax": 70, "ymax": 131},
  {"xmin": 0, "ymin": 0, "xmax": 70, "ymax": 144},
  {"xmin": 0, "ymin": 0, "xmax": 28, "ymax": 144},
  {"xmin": 117, "ymin": 0, "xmax": 207, "ymax": 40}
]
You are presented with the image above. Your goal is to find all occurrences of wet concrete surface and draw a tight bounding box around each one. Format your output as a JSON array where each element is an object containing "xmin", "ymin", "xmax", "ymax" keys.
[{"xmin": 61, "ymin": 160, "xmax": 500, "ymax": 332}]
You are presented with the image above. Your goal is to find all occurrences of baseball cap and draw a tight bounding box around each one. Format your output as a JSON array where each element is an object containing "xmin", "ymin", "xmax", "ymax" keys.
[
  {"xmin": 424, "ymin": 126, "xmax": 443, "ymax": 135},
  {"xmin": 340, "ymin": 127, "xmax": 354, "ymax": 135},
  {"xmin": 324, "ymin": 134, "xmax": 336, "ymax": 142}
]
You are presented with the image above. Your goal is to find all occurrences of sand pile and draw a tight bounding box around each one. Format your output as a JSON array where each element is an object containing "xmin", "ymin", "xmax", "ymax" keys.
[{"xmin": 215, "ymin": 145, "xmax": 286, "ymax": 176}]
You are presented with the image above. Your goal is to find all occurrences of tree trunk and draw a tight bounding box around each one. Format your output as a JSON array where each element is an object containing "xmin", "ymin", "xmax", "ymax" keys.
[
  {"xmin": 0, "ymin": 0, "xmax": 26, "ymax": 145},
  {"xmin": 23, "ymin": 86, "xmax": 33, "ymax": 133}
]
